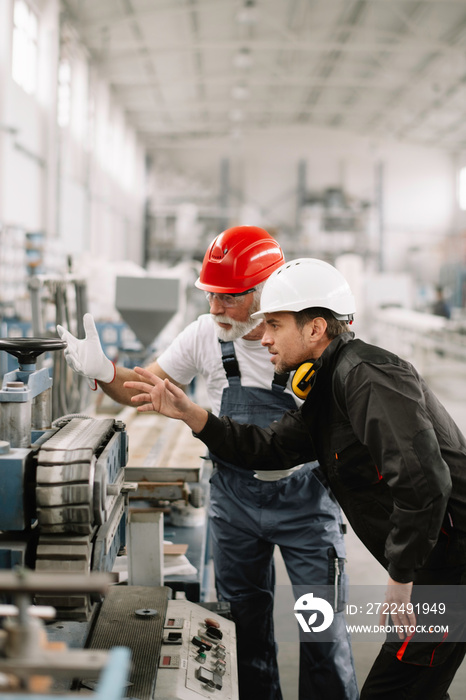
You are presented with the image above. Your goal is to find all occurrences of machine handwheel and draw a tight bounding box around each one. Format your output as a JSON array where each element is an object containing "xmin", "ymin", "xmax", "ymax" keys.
[{"xmin": 0, "ymin": 338, "xmax": 67, "ymax": 366}]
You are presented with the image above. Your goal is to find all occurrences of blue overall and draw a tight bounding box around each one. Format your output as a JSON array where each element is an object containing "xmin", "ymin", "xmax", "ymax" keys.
[{"xmin": 208, "ymin": 341, "xmax": 359, "ymax": 700}]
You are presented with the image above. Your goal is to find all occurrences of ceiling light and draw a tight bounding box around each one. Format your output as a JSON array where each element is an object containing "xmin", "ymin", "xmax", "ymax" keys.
[
  {"xmin": 230, "ymin": 127, "xmax": 243, "ymax": 140},
  {"xmin": 233, "ymin": 47, "xmax": 253, "ymax": 69},
  {"xmin": 236, "ymin": 1, "xmax": 259, "ymax": 25},
  {"xmin": 231, "ymin": 85, "xmax": 250, "ymax": 100},
  {"xmin": 229, "ymin": 109, "xmax": 244, "ymax": 122}
]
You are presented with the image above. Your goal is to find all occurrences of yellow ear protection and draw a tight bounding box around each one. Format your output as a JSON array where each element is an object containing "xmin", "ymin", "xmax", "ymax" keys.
[{"xmin": 291, "ymin": 362, "xmax": 315, "ymax": 399}]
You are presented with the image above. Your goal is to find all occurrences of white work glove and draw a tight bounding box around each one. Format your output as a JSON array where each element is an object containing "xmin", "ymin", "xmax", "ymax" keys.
[{"xmin": 57, "ymin": 313, "xmax": 115, "ymax": 388}]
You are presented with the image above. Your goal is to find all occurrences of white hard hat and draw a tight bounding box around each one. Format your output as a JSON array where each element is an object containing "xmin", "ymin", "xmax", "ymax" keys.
[{"xmin": 251, "ymin": 258, "xmax": 356, "ymax": 320}]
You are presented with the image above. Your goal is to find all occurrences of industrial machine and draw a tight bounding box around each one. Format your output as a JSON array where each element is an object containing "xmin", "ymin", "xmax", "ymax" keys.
[
  {"xmin": 0, "ymin": 571, "xmax": 238, "ymax": 700},
  {"xmin": 86, "ymin": 585, "xmax": 238, "ymax": 700},
  {"xmin": 0, "ymin": 337, "xmax": 238, "ymax": 699},
  {"xmin": 0, "ymin": 337, "xmax": 128, "ymax": 620},
  {"xmin": 115, "ymin": 274, "xmax": 182, "ymax": 350},
  {"xmin": 0, "ymin": 569, "xmax": 130, "ymax": 698}
]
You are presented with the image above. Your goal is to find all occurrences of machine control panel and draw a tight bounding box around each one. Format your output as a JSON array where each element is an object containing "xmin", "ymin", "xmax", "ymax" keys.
[{"xmin": 155, "ymin": 600, "xmax": 238, "ymax": 700}]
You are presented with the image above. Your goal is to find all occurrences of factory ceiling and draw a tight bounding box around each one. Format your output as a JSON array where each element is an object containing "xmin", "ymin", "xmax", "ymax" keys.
[{"xmin": 62, "ymin": 0, "xmax": 466, "ymax": 153}]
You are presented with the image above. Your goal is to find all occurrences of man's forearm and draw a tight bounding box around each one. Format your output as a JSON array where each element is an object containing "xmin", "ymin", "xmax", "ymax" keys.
[
  {"xmin": 97, "ymin": 366, "xmax": 143, "ymax": 405},
  {"xmin": 182, "ymin": 404, "xmax": 209, "ymax": 433},
  {"xmin": 98, "ymin": 361, "xmax": 181, "ymax": 406},
  {"xmin": 193, "ymin": 410, "xmax": 313, "ymax": 471}
]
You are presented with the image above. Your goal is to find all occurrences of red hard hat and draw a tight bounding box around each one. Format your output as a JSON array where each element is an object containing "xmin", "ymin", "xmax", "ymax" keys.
[{"xmin": 195, "ymin": 226, "xmax": 285, "ymax": 293}]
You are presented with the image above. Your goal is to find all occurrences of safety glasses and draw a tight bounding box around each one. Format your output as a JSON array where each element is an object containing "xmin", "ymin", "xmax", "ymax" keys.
[{"xmin": 205, "ymin": 288, "xmax": 256, "ymax": 308}]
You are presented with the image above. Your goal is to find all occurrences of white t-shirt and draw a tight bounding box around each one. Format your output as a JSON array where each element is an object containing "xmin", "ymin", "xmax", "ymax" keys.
[{"xmin": 157, "ymin": 314, "xmax": 302, "ymax": 480}]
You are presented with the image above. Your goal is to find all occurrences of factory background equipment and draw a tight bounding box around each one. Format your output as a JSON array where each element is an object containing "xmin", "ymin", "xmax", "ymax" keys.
[{"xmin": 115, "ymin": 275, "xmax": 182, "ymax": 351}]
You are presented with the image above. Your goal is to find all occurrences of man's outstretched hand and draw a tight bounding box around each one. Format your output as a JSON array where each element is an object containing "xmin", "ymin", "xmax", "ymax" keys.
[{"xmin": 124, "ymin": 366, "xmax": 209, "ymax": 433}]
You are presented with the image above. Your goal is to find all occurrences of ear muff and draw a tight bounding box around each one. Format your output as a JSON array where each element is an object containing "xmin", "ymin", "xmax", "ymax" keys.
[{"xmin": 292, "ymin": 362, "xmax": 315, "ymax": 399}]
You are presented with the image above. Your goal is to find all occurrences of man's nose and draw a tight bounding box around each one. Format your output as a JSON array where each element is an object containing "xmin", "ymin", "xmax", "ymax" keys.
[{"xmin": 261, "ymin": 331, "xmax": 272, "ymax": 346}]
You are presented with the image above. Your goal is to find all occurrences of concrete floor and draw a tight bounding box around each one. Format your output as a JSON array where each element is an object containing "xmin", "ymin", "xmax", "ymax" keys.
[{"xmin": 273, "ymin": 355, "xmax": 466, "ymax": 699}]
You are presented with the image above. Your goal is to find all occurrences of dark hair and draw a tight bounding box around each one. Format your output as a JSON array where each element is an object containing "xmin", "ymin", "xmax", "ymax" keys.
[{"xmin": 294, "ymin": 307, "xmax": 350, "ymax": 339}]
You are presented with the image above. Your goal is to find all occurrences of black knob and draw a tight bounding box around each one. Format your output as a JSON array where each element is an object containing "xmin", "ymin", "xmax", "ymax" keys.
[
  {"xmin": 0, "ymin": 338, "xmax": 67, "ymax": 367},
  {"xmin": 205, "ymin": 625, "xmax": 223, "ymax": 640},
  {"xmin": 192, "ymin": 635, "xmax": 212, "ymax": 651}
]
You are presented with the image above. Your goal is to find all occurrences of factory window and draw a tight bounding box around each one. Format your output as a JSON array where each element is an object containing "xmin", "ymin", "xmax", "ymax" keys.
[
  {"xmin": 458, "ymin": 167, "xmax": 466, "ymax": 211},
  {"xmin": 11, "ymin": 0, "xmax": 38, "ymax": 95},
  {"xmin": 57, "ymin": 59, "xmax": 71, "ymax": 128}
]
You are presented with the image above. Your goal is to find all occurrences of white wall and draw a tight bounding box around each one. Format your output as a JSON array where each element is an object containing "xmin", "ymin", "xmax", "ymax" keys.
[{"xmin": 0, "ymin": 0, "xmax": 147, "ymax": 275}]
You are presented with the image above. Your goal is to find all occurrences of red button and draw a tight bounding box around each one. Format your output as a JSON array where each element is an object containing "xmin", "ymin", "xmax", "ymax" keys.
[{"xmin": 204, "ymin": 617, "xmax": 220, "ymax": 628}]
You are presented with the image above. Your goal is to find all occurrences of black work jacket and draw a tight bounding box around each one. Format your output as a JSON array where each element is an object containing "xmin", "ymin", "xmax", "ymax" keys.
[{"xmin": 197, "ymin": 332, "xmax": 466, "ymax": 583}]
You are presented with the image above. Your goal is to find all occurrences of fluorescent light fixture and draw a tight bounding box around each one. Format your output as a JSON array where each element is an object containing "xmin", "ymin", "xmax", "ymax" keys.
[
  {"xmin": 230, "ymin": 127, "xmax": 243, "ymax": 140},
  {"xmin": 231, "ymin": 85, "xmax": 250, "ymax": 100},
  {"xmin": 233, "ymin": 47, "xmax": 253, "ymax": 69},
  {"xmin": 229, "ymin": 109, "xmax": 244, "ymax": 122},
  {"xmin": 236, "ymin": 1, "xmax": 259, "ymax": 25}
]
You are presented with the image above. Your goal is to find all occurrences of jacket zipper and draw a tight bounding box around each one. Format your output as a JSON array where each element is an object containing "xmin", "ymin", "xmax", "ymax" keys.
[{"xmin": 334, "ymin": 558, "xmax": 340, "ymax": 611}]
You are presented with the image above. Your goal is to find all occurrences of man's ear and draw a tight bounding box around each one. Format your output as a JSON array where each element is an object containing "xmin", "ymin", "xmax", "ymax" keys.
[{"xmin": 304, "ymin": 317, "xmax": 327, "ymax": 342}]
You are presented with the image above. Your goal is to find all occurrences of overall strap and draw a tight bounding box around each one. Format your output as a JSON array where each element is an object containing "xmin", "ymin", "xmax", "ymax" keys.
[
  {"xmin": 219, "ymin": 339, "xmax": 290, "ymax": 391},
  {"xmin": 219, "ymin": 340, "xmax": 241, "ymax": 386}
]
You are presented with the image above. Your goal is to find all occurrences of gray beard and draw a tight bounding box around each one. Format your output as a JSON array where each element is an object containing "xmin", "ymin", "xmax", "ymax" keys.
[{"xmin": 212, "ymin": 314, "xmax": 262, "ymax": 341}]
